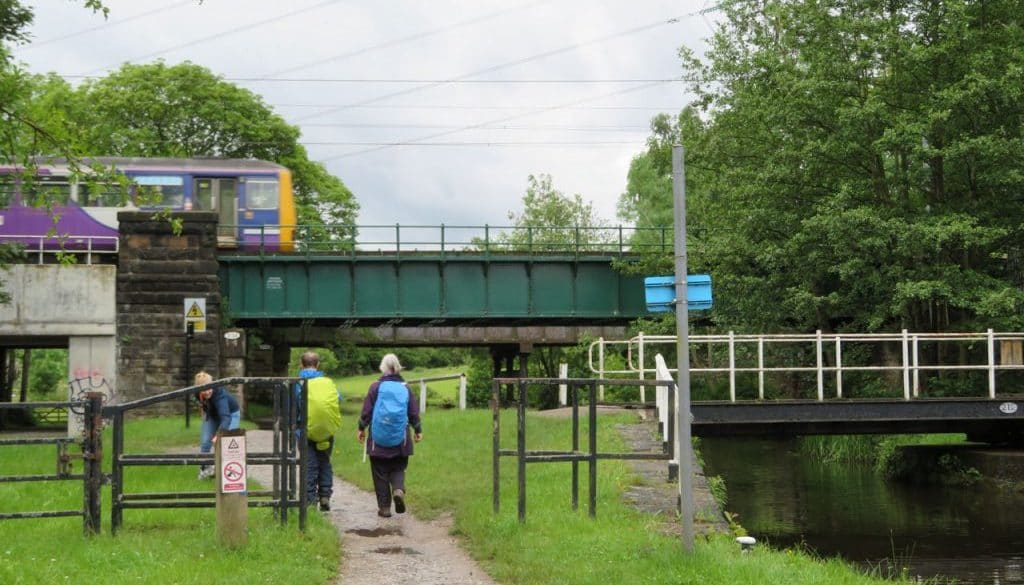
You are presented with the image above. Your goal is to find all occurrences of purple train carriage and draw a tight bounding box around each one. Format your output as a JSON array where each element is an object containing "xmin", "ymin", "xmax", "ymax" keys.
[{"xmin": 0, "ymin": 157, "xmax": 296, "ymax": 255}]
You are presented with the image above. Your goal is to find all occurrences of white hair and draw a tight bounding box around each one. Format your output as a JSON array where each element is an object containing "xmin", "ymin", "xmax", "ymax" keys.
[{"xmin": 379, "ymin": 353, "xmax": 403, "ymax": 375}]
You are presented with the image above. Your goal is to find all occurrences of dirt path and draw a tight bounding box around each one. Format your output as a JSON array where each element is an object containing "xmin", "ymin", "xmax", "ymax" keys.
[{"xmin": 245, "ymin": 430, "xmax": 497, "ymax": 585}]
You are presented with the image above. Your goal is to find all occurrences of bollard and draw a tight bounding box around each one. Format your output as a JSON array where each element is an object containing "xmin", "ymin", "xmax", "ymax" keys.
[{"xmin": 215, "ymin": 428, "xmax": 248, "ymax": 547}]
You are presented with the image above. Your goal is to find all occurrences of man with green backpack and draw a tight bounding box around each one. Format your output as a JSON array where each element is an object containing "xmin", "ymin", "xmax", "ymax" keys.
[{"xmin": 296, "ymin": 351, "xmax": 342, "ymax": 512}]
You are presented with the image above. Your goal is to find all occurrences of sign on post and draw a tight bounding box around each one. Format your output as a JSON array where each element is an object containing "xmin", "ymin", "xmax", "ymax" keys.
[
  {"xmin": 215, "ymin": 429, "xmax": 248, "ymax": 547},
  {"xmin": 643, "ymin": 275, "xmax": 712, "ymax": 313},
  {"xmin": 184, "ymin": 297, "xmax": 207, "ymax": 333}
]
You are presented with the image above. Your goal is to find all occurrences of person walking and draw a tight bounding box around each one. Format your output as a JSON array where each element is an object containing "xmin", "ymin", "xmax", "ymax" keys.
[
  {"xmin": 195, "ymin": 371, "xmax": 240, "ymax": 480},
  {"xmin": 357, "ymin": 353, "xmax": 422, "ymax": 518},
  {"xmin": 296, "ymin": 351, "xmax": 343, "ymax": 512}
]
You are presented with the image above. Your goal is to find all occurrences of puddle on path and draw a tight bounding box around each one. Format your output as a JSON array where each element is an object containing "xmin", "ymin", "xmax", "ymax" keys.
[
  {"xmin": 373, "ymin": 546, "xmax": 421, "ymax": 555},
  {"xmin": 345, "ymin": 527, "xmax": 403, "ymax": 537}
]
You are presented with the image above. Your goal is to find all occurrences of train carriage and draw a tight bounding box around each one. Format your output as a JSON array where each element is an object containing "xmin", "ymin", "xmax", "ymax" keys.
[{"xmin": 0, "ymin": 157, "xmax": 296, "ymax": 252}]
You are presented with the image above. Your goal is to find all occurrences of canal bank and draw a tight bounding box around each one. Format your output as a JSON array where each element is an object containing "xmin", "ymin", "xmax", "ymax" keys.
[{"xmin": 701, "ymin": 437, "xmax": 1024, "ymax": 585}]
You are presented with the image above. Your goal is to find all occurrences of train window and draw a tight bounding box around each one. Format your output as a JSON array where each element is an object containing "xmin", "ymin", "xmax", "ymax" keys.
[
  {"xmin": 246, "ymin": 179, "xmax": 279, "ymax": 209},
  {"xmin": 80, "ymin": 183, "xmax": 122, "ymax": 207},
  {"xmin": 0, "ymin": 180, "xmax": 15, "ymax": 206},
  {"xmin": 0, "ymin": 176, "xmax": 71, "ymax": 206},
  {"xmin": 134, "ymin": 175, "xmax": 184, "ymax": 208}
]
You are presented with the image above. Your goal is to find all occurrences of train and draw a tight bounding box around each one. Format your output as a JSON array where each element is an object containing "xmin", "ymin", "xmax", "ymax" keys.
[{"xmin": 0, "ymin": 157, "xmax": 296, "ymax": 252}]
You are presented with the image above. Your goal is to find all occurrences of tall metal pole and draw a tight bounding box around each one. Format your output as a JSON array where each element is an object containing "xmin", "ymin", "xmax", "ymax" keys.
[{"xmin": 673, "ymin": 144, "xmax": 695, "ymax": 551}]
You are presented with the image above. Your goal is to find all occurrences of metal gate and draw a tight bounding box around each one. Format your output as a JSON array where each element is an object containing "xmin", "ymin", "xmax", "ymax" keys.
[{"xmin": 0, "ymin": 393, "xmax": 103, "ymax": 535}]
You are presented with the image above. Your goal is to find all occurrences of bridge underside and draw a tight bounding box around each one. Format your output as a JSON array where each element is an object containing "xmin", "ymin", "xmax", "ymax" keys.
[
  {"xmin": 691, "ymin": 398, "xmax": 1024, "ymax": 437},
  {"xmin": 269, "ymin": 324, "xmax": 629, "ymax": 347}
]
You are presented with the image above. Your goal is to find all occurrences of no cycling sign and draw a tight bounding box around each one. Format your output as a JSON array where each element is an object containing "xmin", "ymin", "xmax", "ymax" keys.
[{"xmin": 220, "ymin": 436, "xmax": 247, "ymax": 494}]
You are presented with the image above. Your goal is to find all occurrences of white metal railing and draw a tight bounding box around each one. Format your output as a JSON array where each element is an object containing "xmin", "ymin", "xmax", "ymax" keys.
[
  {"xmin": 1, "ymin": 235, "xmax": 119, "ymax": 265},
  {"xmin": 406, "ymin": 373, "xmax": 467, "ymax": 411},
  {"xmin": 588, "ymin": 330, "xmax": 1024, "ymax": 401}
]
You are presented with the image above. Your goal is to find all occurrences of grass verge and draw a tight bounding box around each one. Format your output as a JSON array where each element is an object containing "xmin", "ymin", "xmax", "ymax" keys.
[
  {"xmin": 330, "ymin": 380, "xmax": 922, "ymax": 585},
  {"xmin": 0, "ymin": 416, "xmax": 338, "ymax": 585}
]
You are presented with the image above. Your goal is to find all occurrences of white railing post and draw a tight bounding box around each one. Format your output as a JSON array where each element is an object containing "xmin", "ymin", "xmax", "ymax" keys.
[
  {"xmin": 912, "ymin": 334, "xmax": 920, "ymax": 398},
  {"xmin": 757, "ymin": 337, "xmax": 764, "ymax": 400},
  {"xmin": 835, "ymin": 336, "xmax": 842, "ymax": 399},
  {"xmin": 459, "ymin": 374, "xmax": 467, "ymax": 410},
  {"xmin": 988, "ymin": 328, "xmax": 996, "ymax": 398},
  {"xmin": 419, "ymin": 379, "xmax": 427, "ymax": 413},
  {"xmin": 558, "ymin": 363, "xmax": 568, "ymax": 406},
  {"xmin": 902, "ymin": 329, "xmax": 910, "ymax": 400},
  {"xmin": 816, "ymin": 330, "xmax": 824, "ymax": 401},
  {"xmin": 728, "ymin": 330, "xmax": 736, "ymax": 402},
  {"xmin": 598, "ymin": 336, "xmax": 606, "ymax": 401},
  {"xmin": 638, "ymin": 331, "xmax": 646, "ymax": 403}
]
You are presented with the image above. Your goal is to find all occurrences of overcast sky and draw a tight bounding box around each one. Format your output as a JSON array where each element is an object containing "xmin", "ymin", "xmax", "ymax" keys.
[{"xmin": 12, "ymin": 0, "xmax": 718, "ymax": 227}]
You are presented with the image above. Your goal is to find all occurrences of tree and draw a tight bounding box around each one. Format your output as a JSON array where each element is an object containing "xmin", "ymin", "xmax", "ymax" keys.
[
  {"xmin": 664, "ymin": 0, "xmax": 1024, "ymax": 334},
  {"xmin": 492, "ymin": 174, "xmax": 611, "ymax": 252}
]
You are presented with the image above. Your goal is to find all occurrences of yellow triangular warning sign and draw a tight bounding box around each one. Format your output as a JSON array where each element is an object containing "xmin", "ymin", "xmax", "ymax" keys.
[{"xmin": 186, "ymin": 302, "xmax": 204, "ymax": 318}]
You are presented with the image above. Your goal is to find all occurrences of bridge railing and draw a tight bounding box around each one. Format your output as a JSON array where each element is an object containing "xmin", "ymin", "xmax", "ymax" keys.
[
  {"xmin": 589, "ymin": 330, "xmax": 1024, "ymax": 401},
  {"xmin": 236, "ymin": 224, "xmax": 674, "ymax": 256}
]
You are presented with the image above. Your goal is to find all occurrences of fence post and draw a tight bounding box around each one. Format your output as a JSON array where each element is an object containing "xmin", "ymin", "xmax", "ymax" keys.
[
  {"xmin": 419, "ymin": 379, "xmax": 427, "ymax": 413},
  {"xmin": 216, "ymin": 429, "xmax": 248, "ymax": 548},
  {"xmin": 459, "ymin": 374, "xmax": 467, "ymax": 410},
  {"xmin": 835, "ymin": 337, "xmax": 843, "ymax": 399},
  {"xmin": 83, "ymin": 392, "xmax": 103, "ymax": 536},
  {"xmin": 912, "ymin": 334, "xmax": 920, "ymax": 398},
  {"xmin": 816, "ymin": 330, "xmax": 824, "ymax": 401},
  {"xmin": 728, "ymin": 331, "xmax": 736, "ymax": 402},
  {"xmin": 638, "ymin": 331, "xmax": 646, "ymax": 403},
  {"xmin": 558, "ymin": 363, "xmax": 568, "ymax": 406},
  {"xmin": 988, "ymin": 328, "xmax": 996, "ymax": 398},
  {"xmin": 598, "ymin": 337, "xmax": 605, "ymax": 401},
  {"xmin": 902, "ymin": 329, "xmax": 911, "ymax": 400},
  {"xmin": 757, "ymin": 337, "xmax": 765, "ymax": 400}
]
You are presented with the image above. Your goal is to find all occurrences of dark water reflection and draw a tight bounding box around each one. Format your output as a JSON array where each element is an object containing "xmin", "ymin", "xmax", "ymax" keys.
[{"xmin": 701, "ymin": 438, "xmax": 1024, "ymax": 585}]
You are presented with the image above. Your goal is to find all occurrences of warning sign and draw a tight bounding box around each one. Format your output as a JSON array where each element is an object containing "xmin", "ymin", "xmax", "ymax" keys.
[
  {"xmin": 220, "ymin": 435, "xmax": 247, "ymax": 494},
  {"xmin": 184, "ymin": 297, "xmax": 207, "ymax": 333}
]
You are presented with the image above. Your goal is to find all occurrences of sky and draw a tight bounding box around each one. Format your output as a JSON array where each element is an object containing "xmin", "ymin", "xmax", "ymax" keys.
[{"xmin": 11, "ymin": 0, "xmax": 718, "ymax": 227}]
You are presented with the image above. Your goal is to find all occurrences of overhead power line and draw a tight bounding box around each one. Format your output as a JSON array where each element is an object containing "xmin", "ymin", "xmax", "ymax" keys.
[
  {"xmin": 275, "ymin": 104, "xmax": 683, "ymax": 111},
  {"xmin": 294, "ymin": 13, "xmax": 693, "ymax": 123},
  {"xmin": 56, "ymin": 76, "xmax": 686, "ymax": 84},
  {"xmin": 84, "ymin": 0, "xmax": 347, "ymax": 75},
  {"xmin": 318, "ymin": 81, "xmax": 668, "ymax": 162},
  {"xmin": 22, "ymin": 0, "xmax": 198, "ymax": 49}
]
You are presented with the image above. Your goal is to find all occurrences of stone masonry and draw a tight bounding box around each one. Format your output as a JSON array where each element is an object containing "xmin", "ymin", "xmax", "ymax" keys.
[{"xmin": 116, "ymin": 211, "xmax": 221, "ymax": 403}]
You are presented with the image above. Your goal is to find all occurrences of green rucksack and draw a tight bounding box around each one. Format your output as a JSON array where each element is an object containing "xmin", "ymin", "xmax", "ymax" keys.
[{"xmin": 306, "ymin": 377, "xmax": 341, "ymax": 451}]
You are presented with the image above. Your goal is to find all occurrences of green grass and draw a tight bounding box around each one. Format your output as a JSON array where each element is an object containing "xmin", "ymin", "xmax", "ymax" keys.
[
  {"xmin": 0, "ymin": 416, "xmax": 339, "ymax": 585},
  {"xmin": 333, "ymin": 365, "xmax": 465, "ymax": 409},
  {"xmin": 329, "ymin": 378, "xmax": 920, "ymax": 585}
]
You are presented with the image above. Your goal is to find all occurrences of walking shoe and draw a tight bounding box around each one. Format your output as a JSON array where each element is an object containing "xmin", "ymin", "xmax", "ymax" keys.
[
  {"xmin": 197, "ymin": 465, "xmax": 214, "ymax": 480},
  {"xmin": 319, "ymin": 496, "xmax": 331, "ymax": 512},
  {"xmin": 392, "ymin": 489, "xmax": 406, "ymax": 514},
  {"xmin": 377, "ymin": 507, "xmax": 392, "ymax": 518}
]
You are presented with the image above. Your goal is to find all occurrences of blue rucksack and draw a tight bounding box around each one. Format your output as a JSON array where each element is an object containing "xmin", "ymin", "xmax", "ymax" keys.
[{"xmin": 371, "ymin": 380, "xmax": 410, "ymax": 447}]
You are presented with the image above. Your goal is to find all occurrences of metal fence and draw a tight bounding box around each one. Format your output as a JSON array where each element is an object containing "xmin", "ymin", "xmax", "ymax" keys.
[
  {"xmin": 590, "ymin": 330, "xmax": 1024, "ymax": 401},
  {"xmin": 0, "ymin": 394, "xmax": 103, "ymax": 535},
  {"xmin": 107, "ymin": 377, "xmax": 307, "ymax": 534}
]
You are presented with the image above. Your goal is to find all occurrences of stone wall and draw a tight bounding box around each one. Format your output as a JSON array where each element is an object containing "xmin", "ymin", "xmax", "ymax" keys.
[{"xmin": 116, "ymin": 211, "xmax": 221, "ymax": 403}]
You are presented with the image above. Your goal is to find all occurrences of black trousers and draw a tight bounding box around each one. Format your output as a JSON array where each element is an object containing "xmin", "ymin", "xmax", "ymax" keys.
[{"xmin": 369, "ymin": 455, "xmax": 408, "ymax": 509}]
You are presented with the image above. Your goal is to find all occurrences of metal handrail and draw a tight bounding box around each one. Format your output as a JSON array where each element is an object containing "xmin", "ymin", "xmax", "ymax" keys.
[
  {"xmin": 225, "ymin": 224, "xmax": 674, "ymax": 256},
  {"xmin": 589, "ymin": 329, "xmax": 1024, "ymax": 402}
]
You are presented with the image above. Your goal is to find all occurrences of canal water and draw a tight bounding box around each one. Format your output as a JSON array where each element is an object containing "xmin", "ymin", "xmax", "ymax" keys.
[{"xmin": 701, "ymin": 438, "xmax": 1024, "ymax": 585}]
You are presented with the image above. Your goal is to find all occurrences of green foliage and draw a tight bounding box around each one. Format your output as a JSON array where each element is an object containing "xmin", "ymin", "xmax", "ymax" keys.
[{"xmin": 624, "ymin": 1, "xmax": 1024, "ymax": 334}]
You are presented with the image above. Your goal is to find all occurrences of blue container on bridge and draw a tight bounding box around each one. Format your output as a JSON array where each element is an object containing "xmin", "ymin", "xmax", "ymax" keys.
[{"xmin": 644, "ymin": 274, "xmax": 712, "ymax": 312}]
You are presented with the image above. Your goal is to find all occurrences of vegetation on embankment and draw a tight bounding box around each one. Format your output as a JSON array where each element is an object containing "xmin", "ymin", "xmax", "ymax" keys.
[
  {"xmin": 0, "ymin": 417, "xmax": 339, "ymax": 585},
  {"xmin": 800, "ymin": 433, "xmax": 990, "ymax": 486},
  {"xmin": 331, "ymin": 382, "xmax": 925, "ymax": 584}
]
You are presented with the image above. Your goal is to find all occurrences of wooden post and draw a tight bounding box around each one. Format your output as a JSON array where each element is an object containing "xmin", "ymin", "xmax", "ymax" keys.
[{"xmin": 215, "ymin": 428, "xmax": 248, "ymax": 547}]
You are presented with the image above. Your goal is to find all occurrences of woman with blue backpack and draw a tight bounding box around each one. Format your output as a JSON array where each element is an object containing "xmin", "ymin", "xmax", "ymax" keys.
[{"xmin": 357, "ymin": 353, "xmax": 422, "ymax": 518}]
